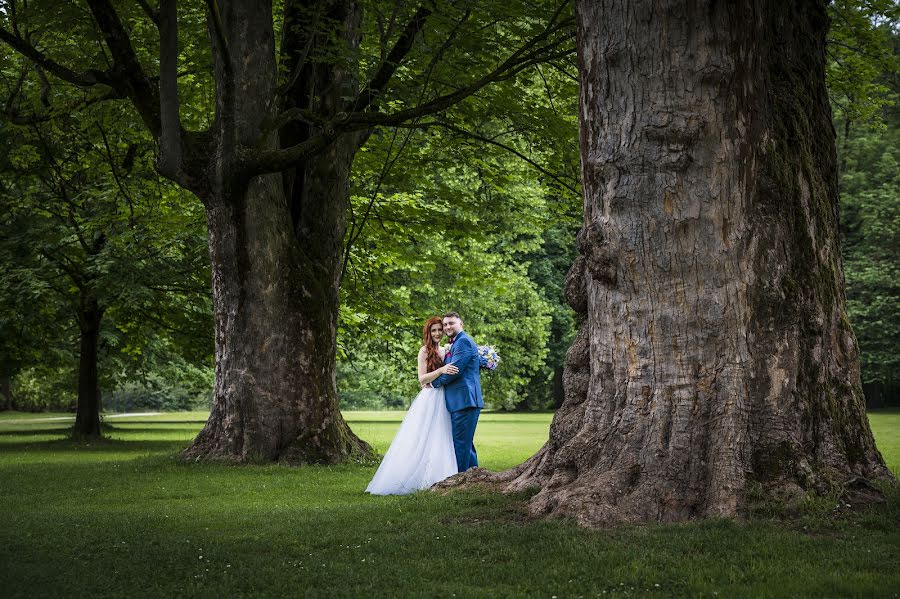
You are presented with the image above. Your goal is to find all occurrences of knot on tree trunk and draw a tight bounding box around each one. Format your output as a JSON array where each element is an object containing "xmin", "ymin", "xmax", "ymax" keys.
[
  {"xmin": 564, "ymin": 255, "xmax": 588, "ymax": 314},
  {"xmin": 561, "ymin": 324, "xmax": 590, "ymax": 407},
  {"xmin": 577, "ymin": 220, "xmax": 617, "ymax": 287},
  {"xmin": 641, "ymin": 113, "xmax": 705, "ymax": 172}
]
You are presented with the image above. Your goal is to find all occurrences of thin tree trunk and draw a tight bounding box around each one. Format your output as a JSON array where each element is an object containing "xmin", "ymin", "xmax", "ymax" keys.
[
  {"xmin": 0, "ymin": 376, "xmax": 12, "ymax": 411},
  {"xmin": 73, "ymin": 292, "xmax": 102, "ymax": 438},
  {"xmin": 182, "ymin": 0, "xmax": 369, "ymax": 463},
  {"xmin": 445, "ymin": 0, "xmax": 891, "ymax": 526}
]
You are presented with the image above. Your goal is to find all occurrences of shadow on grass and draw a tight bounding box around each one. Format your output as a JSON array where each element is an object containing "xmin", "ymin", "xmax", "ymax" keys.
[
  {"xmin": 103, "ymin": 419, "xmax": 208, "ymax": 425},
  {"xmin": 0, "ymin": 436, "xmax": 190, "ymax": 454},
  {"xmin": 0, "ymin": 427, "xmax": 73, "ymax": 437},
  {"xmin": 102, "ymin": 425, "xmax": 203, "ymax": 434},
  {"xmin": 346, "ymin": 418, "xmax": 552, "ymax": 425},
  {"xmin": 0, "ymin": 426, "xmax": 199, "ymax": 437}
]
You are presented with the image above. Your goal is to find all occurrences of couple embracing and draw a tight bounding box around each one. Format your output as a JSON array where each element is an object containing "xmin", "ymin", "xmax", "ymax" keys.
[{"xmin": 366, "ymin": 312, "xmax": 483, "ymax": 495}]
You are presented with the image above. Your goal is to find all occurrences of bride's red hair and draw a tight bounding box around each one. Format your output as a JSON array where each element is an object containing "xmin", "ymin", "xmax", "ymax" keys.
[{"xmin": 422, "ymin": 316, "xmax": 444, "ymax": 373}]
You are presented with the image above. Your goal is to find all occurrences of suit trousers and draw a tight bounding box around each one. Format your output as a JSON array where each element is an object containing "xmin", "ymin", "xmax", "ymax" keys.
[{"xmin": 450, "ymin": 407, "xmax": 480, "ymax": 472}]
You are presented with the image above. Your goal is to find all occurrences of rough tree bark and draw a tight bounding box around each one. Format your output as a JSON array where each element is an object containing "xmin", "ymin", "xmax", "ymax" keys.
[
  {"xmin": 180, "ymin": 0, "xmax": 370, "ymax": 462},
  {"xmin": 444, "ymin": 0, "xmax": 892, "ymax": 525}
]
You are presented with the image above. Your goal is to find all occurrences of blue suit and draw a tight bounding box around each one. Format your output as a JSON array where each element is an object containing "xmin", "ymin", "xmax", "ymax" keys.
[{"xmin": 432, "ymin": 331, "xmax": 483, "ymax": 472}]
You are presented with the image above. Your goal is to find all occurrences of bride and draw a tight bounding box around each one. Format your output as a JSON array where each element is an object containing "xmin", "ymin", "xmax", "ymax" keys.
[{"xmin": 366, "ymin": 317, "xmax": 460, "ymax": 495}]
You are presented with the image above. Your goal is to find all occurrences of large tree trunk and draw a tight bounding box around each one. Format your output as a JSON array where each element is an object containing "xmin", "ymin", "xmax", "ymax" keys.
[
  {"xmin": 72, "ymin": 292, "xmax": 102, "ymax": 438},
  {"xmin": 182, "ymin": 0, "xmax": 370, "ymax": 463},
  {"xmin": 449, "ymin": 0, "xmax": 892, "ymax": 525}
]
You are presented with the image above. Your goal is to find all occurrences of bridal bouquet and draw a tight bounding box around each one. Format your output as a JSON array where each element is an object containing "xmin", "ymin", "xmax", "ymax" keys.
[{"xmin": 477, "ymin": 345, "xmax": 500, "ymax": 371}]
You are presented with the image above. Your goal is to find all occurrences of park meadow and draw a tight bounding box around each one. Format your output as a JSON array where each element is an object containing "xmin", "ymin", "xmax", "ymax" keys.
[
  {"xmin": 1, "ymin": 409, "xmax": 898, "ymax": 598},
  {"xmin": 2, "ymin": 0, "xmax": 899, "ymax": 597}
]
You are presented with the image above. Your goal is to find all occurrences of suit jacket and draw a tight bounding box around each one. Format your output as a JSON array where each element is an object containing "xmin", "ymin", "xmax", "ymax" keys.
[{"xmin": 432, "ymin": 330, "xmax": 484, "ymax": 413}]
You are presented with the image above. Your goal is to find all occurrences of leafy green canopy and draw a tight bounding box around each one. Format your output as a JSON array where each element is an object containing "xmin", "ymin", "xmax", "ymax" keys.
[
  {"xmin": 1, "ymin": 0, "xmax": 579, "ymax": 411},
  {"xmin": 827, "ymin": 0, "xmax": 899, "ymax": 126},
  {"xmin": 339, "ymin": 8, "xmax": 580, "ymax": 410},
  {"xmin": 837, "ymin": 114, "xmax": 899, "ymax": 393},
  {"xmin": 828, "ymin": 4, "xmax": 899, "ymax": 400},
  {"xmin": 1, "ymin": 0, "xmax": 896, "ymax": 411},
  {"xmin": 0, "ymin": 37, "xmax": 212, "ymax": 410}
]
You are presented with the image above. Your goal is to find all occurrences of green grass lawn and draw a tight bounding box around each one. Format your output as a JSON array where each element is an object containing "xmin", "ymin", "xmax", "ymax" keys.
[{"xmin": 1, "ymin": 409, "xmax": 898, "ymax": 598}]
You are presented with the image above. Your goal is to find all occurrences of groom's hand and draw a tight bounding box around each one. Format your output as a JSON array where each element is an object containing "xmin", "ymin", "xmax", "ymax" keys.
[{"xmin": 442, "ymin": 364, "xmax": 459, "ymax": 375}]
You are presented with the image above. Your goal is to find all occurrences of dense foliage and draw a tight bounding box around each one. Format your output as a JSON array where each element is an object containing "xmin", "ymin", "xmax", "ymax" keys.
[
  {"xmin": 836, "ymin": 114, "xmax": 899, "ymax": 404},
  {"xmin": 338, "ymin": 54, "xmax": 579, "ymax": 410},
  {"xmin": 0, "ymin": 0, "xmax": 896, "ymax": 412},
  {"xmin": 828, "ymin": 2, "xmax": 899, "ymax": 405},
  {"xmin": 0, "ymin": 58, "xmax": 212, "ymax": 412}
]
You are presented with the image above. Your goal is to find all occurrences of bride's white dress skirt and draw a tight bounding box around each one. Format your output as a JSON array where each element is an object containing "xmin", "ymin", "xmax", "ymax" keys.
[{"xmin": 366, "ymin": 386, "xmax": 457, "ymax": 495}]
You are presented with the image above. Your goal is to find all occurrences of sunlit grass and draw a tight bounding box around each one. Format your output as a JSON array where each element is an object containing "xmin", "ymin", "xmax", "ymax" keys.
[
  {"xmin": 869, "ymin": 409, "xmax": 900, "ymax": 475},
  {"xmin": 0, "ymin": 409, "xmax": 897, "ymax": 598}
]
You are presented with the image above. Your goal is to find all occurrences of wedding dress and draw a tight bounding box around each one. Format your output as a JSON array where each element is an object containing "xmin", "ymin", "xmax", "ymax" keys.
[{"xmin": 365, "ymin": 386, "xmax": 458, "ymax": 495}]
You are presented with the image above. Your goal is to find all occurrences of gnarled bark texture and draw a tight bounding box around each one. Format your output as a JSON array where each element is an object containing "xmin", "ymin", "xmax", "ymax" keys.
[
  {"xmin": 444, "ymin": 0, "xmax": 891, "ymax": 525},
  {"xmin": 182, "ymin": 0, "xmax": 370, "ymax": 463}
]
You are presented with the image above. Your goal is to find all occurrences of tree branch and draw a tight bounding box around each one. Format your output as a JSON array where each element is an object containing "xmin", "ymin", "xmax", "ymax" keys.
[
  {"xmin": 205, "ymin": 0, "xmax": 233, "ymax": 74},
  {"xmin": 342, "ymin": 21, "xmax": 575, "ymax": 128},
  {"xmin": 33, "ymin": 63, "xmax": 52, "ymax": 107},
  {"xmin": 399, "ymin": 120, "xmax": 579, "ymax": 195},
  {"xmin": 277, "ymin": 0, "xmax": 325, "ymax": 97},
  {"xmin": 260, "ymin": 107, "xmax": 321, "ymax": 139},
  {"xmin": 158, "ymin": 0, "xmax": 183, "ymax": 179},
  {"xmin": 2, "ymin": 87, "xmax": 128, "ymax": 125},
  {"xmin": 42, "ymin": 247, "xmax": 85, "ymax": 289},
  {"xmin": 547, "ymin": 59, "xmax": 578, "ymax": 82},
  {"xmin": 0, "ymin": 27, "xmax": 113, "ymax": 87},
  {"xmin": 96, "ymin": 123, "xmax": 138, "ymax": 223},
  {"xmin": 135, "ymin": 0, "xmax": 161, "ymax": 26},
  {"xmin": 85, "ymin": 0, "xmax": 162, "ymax": 137},
  {"xmin": 352, "ymin": 4, "xmax": 433, "ymax": 114},
  {"xmin": 3, "ymin": 64, "xmax": 28, "ymax": 115},
  {"xmin": 342, "ymin": 122, "xmax": 418, "ymax": 282},
  {"xmin": 239, "ymin": 134, "xmax": 333, "ymax": 177},
  {"xmin": 241, "ymin": 1, "xmax": 574, "ymax": 179}
]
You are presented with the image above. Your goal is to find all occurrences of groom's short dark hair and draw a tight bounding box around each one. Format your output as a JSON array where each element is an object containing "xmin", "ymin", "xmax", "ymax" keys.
[{"xmin": 443, "ymin": 311, "xmax": 461, "ymax": 320}]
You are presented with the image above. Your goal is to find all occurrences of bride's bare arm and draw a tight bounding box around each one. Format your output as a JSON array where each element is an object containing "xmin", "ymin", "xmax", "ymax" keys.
[{"xmin": 417, "ymin": 347, "xmax": 458, "ymax": 386}]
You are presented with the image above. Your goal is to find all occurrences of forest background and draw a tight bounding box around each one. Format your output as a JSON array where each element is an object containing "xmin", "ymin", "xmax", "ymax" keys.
[{"xmin": 0, "ymin": 0, "xmax": 897, "ymax": 415}]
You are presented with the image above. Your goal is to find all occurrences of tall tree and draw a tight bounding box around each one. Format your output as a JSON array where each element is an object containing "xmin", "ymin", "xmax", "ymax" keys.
[
  {"xmin": 0, "ymin": 98, "xmax": 210, "ymax": 436},
  {"xmin": 448, "ymin": 0, "xmax": 893, "ymax": 525},
  {"xmin": 0, "ymin": 1, "xmax": 574, "ymax": 461}
]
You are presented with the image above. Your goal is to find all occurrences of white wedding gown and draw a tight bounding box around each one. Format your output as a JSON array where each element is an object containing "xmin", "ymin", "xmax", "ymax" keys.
[{"xmin": 366, "ymin": 386, "xmax": 458, "ymax": 495}]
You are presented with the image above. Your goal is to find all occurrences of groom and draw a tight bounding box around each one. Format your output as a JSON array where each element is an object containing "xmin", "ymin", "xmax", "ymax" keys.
[{"xmin": 431, "ymin": 311, "xmax": 483, "ymax": 472}]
